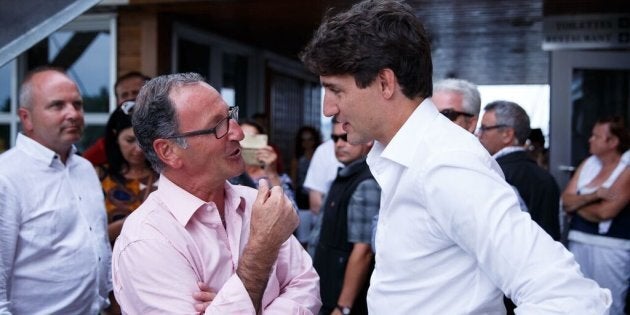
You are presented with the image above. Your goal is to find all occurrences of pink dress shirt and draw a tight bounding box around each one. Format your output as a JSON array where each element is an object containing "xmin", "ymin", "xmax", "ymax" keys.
[{"xmin": 112, "ymin": 175, "xmax": 321, "ymax": 314}]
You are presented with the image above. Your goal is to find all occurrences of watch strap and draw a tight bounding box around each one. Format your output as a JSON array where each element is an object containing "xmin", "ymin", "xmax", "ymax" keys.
[{"xmin": 336, "ymin": 304, "xmax": 351, "ymax": 315}]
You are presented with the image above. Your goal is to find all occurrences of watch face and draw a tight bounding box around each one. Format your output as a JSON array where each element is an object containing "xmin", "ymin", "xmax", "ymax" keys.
[{"xmin": 341, "ymin": 307, "xmax": 351, "ymax": 315}]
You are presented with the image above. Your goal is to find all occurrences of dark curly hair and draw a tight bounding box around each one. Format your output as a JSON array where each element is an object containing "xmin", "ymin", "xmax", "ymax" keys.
[{"xmin": 300, "ymin": 0, "xmax": 433, "ymax": 100}]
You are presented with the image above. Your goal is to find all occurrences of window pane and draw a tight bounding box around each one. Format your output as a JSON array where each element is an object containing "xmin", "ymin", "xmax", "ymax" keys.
[
  {"xmin": 0, "ymin": 124, "xmax": 10, "ymax": 153},
  {"xmin": 46, "ymin": 30, "xmax": 110, "ymax": 113},
  {"xmin": 0, "ymin": 63, "xmax": 10, "ymax": 112},
  {"xmin": 222, "ymin": 53, "xmax": 247, "ymax": 111},
  {"xmin": 178, "ymin": 38, "xmax": 210, "ymax": 79}
]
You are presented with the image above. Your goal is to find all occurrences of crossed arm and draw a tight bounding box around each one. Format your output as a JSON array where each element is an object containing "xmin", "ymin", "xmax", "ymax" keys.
[
  {"xmin": 562, "ymin": 165, "xmax": 630, "ymax": 222},
  {"xmin": 113, "ymin": 180, "xmax": 320, "ymax": 314}
]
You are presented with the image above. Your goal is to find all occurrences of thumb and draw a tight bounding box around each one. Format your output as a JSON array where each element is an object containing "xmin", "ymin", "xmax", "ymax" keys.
[{"xmin": 255, "ymin": 178, "xmax": 271, "ymax": 204}]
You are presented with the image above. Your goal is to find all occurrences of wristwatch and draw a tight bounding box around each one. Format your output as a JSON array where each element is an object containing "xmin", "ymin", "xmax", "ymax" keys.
[{"xmin": 336, "ymin": 305, "xmax": 351, "ymax": 315}]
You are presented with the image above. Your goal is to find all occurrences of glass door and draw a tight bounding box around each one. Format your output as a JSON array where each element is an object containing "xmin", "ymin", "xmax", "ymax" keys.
[{"xmin": 549, "ymin": 50, "xmax": 630, "ymax": 189}]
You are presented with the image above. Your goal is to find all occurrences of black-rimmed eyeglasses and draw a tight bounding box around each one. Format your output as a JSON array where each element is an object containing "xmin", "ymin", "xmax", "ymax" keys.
[
  {"xmin": 440, "ymin": 109, "xmax": 474, "ymax": 121},
  {"xmin": 331, "ymin": 133, "xmax": 348, "ymax": 143},
  {"xmin": 165, "ymin": 106, "xmax": 239, "ymax": 140},
  {"xmin": 477, "ymin": 124, "xmax": 508, "ymax": 133}
]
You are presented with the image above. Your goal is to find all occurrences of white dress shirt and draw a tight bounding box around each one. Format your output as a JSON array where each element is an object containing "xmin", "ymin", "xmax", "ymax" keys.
[
  {"xmin": 366, "ymin": 99, "xmax": 611, "ymax": 315},
  {"xmin": 0, "ymin": 133, "xmax": 112, "ymax": 314}
]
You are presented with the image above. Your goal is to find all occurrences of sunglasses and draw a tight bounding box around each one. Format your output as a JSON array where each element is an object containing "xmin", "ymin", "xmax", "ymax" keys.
[
  {"xmin": 440, "ymin": 109, "xmax": 474, "ymax": 121},
  {"xmin": 121, "ymin": 101, "xmax": 136, "ymax": 115},
  {"xmin": 331, "ymin": 133, "xmax": 348, "ymax": 143}
]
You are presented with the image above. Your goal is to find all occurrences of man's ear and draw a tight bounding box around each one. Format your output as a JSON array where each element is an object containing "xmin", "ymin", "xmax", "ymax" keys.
[
  {"xmin": 18, "ymin": 108, "xmax": 33, "ymax": 133},
  {"xmin": 378, "ymin": 68, "xmax": 397, "ymax": 99},
  {"xmin": 502, "ymin": 128, "xmax": 517, "ymax": 145},
  {"xmin": 153, "ymin": 138, "xmax": 183, "ymax": 169},
  {"xmin": 608, "ymin": 136, "xmax": 620, "ymax": 150},
  {"xmin": 467, "ymin": 116, "xmax": 479, "ymax": 134}
]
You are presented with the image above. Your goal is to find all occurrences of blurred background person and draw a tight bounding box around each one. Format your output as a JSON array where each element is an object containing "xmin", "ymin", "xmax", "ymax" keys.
[
  {"xmin": 99, "ymin": 104, "xmax": 158, "ymax": 244},
  {"xmin": 229, "ymin": 119, "xmax": 296, "ymax": 205},
  {"xmin": 562, "ymin": 116, "xmax": 630, "ymax": 315},
  {"xmin": 83, "ymin": 71, "xmax": 150, "ymax": 166},
  {"xmin": 291, "ymin": 125, "xmax": 322, "ymax": 211},
  {"xmin": 478, "ymin": 101, "xmax": 561, "ymax": 240},
  {"xmin": 478, "ymin": 100, "xmax": 562, "ymax": 315},
  {"xmin": 526, "ymin": 128, "xmax": 549, "ymax": 170},
  {"xmin": 432, "ymin": 78, "xmax": 481, "ymax": 133},
  {"xmin": 313, "ymin": 122, "xmax": 379, "ymax": 315},
  {"xmin": 291, "ymin": 126, "xmax": 322, "ymax": 247},
  {"xmin": 303, "ymin": 118, "xmax": 343, "ymax": 257}
]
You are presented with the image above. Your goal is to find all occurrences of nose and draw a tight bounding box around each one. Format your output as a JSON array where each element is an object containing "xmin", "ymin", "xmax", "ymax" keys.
[
  {"xmin": 65, "ymin": 102, "xmax": 83, "ymax": 120},
  {"xmin": 228, "ymin": 119, "xmax": 245, "ymax": 141},
  {"xmin": 322, "ymin": 91, "xmax": 339, "ymax": 117}
]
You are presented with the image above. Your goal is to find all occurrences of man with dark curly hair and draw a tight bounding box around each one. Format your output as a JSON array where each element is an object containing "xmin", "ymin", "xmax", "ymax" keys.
[{"xmin": 300, "ymin": 0, "xmax": 611, "ymax": 314}]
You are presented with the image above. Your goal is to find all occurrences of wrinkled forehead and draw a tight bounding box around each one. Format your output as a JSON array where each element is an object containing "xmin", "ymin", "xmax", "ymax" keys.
[{"xmin": 169, "ymin": 82, "xmax": 227, "ymax": 122}]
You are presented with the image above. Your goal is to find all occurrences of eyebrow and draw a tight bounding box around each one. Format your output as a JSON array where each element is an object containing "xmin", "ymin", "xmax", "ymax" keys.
[{"xmin": 321, "ymin": 82, "xmax": 338, "ymax": 89}]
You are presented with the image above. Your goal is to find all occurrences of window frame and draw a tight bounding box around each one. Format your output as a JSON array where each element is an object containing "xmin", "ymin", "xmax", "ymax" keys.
[{"xmin": 0, "ymin": 13, "xmax": 117, "ymax": 149}]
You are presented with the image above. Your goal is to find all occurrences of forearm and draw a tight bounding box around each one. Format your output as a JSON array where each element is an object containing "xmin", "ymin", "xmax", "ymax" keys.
[
  {"xmin": 577, "ymin": 198, "xmax": 628, "ymax": 222},
  {"xmin": 260, "ymin": 238, "xmax": 322, "ymax": 314},
  {"xmin": 562, "ymin": 192, "xmax": 600, "ymax": 212},
  {"xmin": 236, "ymin": 241, "xmax": 281, "ymax": 313},
  {"xmin": 336, "ymin": 244, "xmax": 373, "ymax": 308},
  {"xmin": 265, "ymin": 173, "xmax": 282, "ymax": 187},
  {"xmin": 308, "ymin": 191, "xmax": 323, "ymax": 215}
]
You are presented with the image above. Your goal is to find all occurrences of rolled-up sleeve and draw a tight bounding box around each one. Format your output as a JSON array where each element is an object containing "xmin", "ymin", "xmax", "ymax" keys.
[
  {"xmin": 259, "ymin": 237, "xmax": 321, "ymax": 315},
  {"xmin": 208, "ymin": 237, "xmax": 320, "ymax": 314}
]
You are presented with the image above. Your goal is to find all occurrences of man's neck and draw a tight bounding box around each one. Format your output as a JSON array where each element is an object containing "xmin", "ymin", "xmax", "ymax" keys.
[
  {"xmin": 492, "ymin": 146, "xmax": 525, "ymax": 159},
  {"xmin": 163, "ymin": 170, "xmax": 225, "ymax": 204},
  {"xmin": 379, "ymin": 96, "xmax": 424, "ymax": 146}
]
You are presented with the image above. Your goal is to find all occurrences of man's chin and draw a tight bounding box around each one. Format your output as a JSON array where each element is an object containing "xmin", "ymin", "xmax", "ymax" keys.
[{"xmin": 63, "ymin": 134, "xmax": 82, "ymax": 146}]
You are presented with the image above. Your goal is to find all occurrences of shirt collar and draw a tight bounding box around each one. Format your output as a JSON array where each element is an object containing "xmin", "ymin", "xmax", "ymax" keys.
[
  {"xmin": 157, "ymin": 174, "xmax": 246, "ymax": 226},
  {"xmin": 492, "ymin": 146, "xmax": 526, "ymax": 159},
  {"xmin": 368, "ymin": 98, "xmax": 438, "ymax": 168},
  {"xmin": 338, "ymin": 157, "xmax": 367, "ymax": 177},
  {"xmin": 16, "ymin": 132, "xmax": 77, "ymax": 166}
]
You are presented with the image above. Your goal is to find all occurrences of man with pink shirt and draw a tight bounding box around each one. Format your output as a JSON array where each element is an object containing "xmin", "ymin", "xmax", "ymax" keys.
[{"xmin": 112, "ymin": 72, "xmax": 321, "ymax": 314}]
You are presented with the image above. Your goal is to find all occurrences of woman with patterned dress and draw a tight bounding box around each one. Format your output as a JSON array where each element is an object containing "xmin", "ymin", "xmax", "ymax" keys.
[{"xmin": 99, "ymin": 104, "xmax": 158, "ymax": 244}]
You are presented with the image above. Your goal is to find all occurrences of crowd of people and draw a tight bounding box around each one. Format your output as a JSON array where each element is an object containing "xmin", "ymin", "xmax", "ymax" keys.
[{"xmin": 0, "ymin": 0, "xmax": 628, "ymax": 314}]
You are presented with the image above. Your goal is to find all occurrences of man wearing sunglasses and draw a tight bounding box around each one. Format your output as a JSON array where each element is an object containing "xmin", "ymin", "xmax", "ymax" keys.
[
  {"xmin": 313, "ymin": 122, "xmax": 380, "ymax": 315},
  {"xmin": 433, "ymin": 78, "xmax": 481, "ymax": 133},
  {"xmin": 112, "ymin": 73, "xmax": 320, "ymax": 314}
]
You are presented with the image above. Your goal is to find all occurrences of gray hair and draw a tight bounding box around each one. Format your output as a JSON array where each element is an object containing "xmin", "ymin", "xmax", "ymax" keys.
[
  {"xmin": 483, "ymin": 100, "xmax": 531, "ymax": 145},
  {"xmin": 433, "ymin": 78, "xmax": 481, "ymax": 116},
  {"xmin": 132, "ymin": 72, "xmax": 206, "ymax": 173}
]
